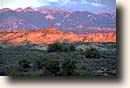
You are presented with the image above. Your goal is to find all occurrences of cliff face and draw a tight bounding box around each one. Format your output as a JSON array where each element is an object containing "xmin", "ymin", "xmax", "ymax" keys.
[{"xmin": 0, "ymin": 28, "xmax": 116, "ymax": 44}]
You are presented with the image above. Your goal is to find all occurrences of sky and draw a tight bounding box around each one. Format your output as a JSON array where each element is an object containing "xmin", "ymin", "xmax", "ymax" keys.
[{"xmin": 0, "ymin": 0, "xmax": 116, "ymax": 13}]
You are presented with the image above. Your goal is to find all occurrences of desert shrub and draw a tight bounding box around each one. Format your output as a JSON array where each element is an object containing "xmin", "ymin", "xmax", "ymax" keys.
[
  {"xmin": 48, "ymin": 42, "xmax": 64, "ymax": 52},
  {"xmin": 43, "ymin": 58, "xmax": 60, "ymax": 76},
  {"xmin": 0, "ymin": 72, "xmax": 7, "ymax": 76},
  {"xmin": 0, "ymin": 58, "xmax": 4, "ymax": 64},
  {"xmin": 63, "ymin": 46, "xmax": 70, "ymax": 52},
  {"xmin": 75, "ymin": 65, "xmax": 91, "ymax": 76},
  {"xmin": 12, "ymin": 70, "xmax": 44, "ymax": 77},
  {"xmin": 35, "ymin": 57, "xmax": 61, "ymax": 76},
  {"xmin": 9, "ymin": 70, "xmax": 17, "ymax": 76},
  {"xmin": 69, "ymin": 44, "xmax": 75, "ymax": 51},
  {"xmin": 35, "ymin": 58, "xmax": 47, "ymax": 69},
  {"xmin": 85, "ymin": 48, "xmax": 102, "ymax": 59},
  {"xmin": 48, "ymin": 42, "xmax": 75, "ymax": 52},
  {"xmin": 63, "ymin": 44, "xmax": 75, "ymax": 52},
  {"xmin": 0, "ymin": 46, "xmax": 2, "ymax": 49},
  {"xmin": 100, "ymin": 49, "xmax": 116, "ymax": 58},
  {"xmin": 18, "ymin": 59, "xmax": 31, "ymax": 69},
  {"xmin": 61, "ymin": 59, "xmax": 77, "ymax": 76},
  {"xmin": 76, "ymin": 70, "xmax": 91, "ymax": 77},
  {"xmin": 35, "ymin": 57, "xmax": 78, "ymax": 76}
]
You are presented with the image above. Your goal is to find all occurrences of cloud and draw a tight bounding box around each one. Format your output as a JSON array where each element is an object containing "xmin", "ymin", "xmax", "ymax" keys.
[
  {"xmin": 39, "ymin": 0, "xmax": 89, "ymax": 6},
  {"xmin": 91, "ymin": 2, "xmax": 105, "ymax": 7},
  {"xmin": 0, "ymin": 0, "xmax": 105, "ymax": 9},
  {"xmin": 0, "ymin": 0, "xmax": 114, "ymax": 13},
  {"xmin": 56, "ymin": 0, "xmax": 105, "ymax": 7},
  {"xmin": 82, "ymin": 0, "xmax": 105, "ymax": 7},
  {"xmin": 0, "ymin": 0, "xmax": 47, "ymax": 9},
  {"xmin": 38, "ymin": 0, "xmax": 60, "ymax": 4}
]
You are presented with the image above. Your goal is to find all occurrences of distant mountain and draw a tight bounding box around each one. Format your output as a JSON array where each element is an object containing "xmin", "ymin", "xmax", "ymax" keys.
[
  {"xmin": 0, "ymin": 7, "xmax": 116, "ymax": 33},
  {"xmin": 15, "ymin": 7, "xmax": 34, "ymax": 12},
  {"xmin": 0, "ymin": 8, "xmax": 12, "ymax": 13},
  {"xmin": 0, "ymin": 27, "xmax": 116, "ymax": 44}
]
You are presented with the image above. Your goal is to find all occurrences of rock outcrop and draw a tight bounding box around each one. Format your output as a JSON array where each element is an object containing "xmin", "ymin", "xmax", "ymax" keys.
[{"xmin": 0, "ymin": 28, "xmax": 116, "ymax": 44}]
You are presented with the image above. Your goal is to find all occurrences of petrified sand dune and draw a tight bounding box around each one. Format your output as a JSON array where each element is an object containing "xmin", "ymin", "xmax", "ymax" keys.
[{"xmin": 0, "ymin": 28, "xmax": 116, "ymax": 44}]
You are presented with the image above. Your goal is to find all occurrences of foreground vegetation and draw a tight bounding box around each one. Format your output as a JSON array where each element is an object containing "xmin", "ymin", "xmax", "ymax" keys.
[{"xmin": 0, "ymin": 42, "xmax": 116, "ymax": 77}]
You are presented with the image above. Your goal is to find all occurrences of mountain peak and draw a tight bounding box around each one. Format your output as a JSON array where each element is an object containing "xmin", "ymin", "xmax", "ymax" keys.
[
  {"xmin": 0, "ymin": 8, "xmax": 12, "ymax": 13},
  {"xmin": 50, "ymin": 8, "xmax": 62, "ymax": 11},
  {"xmin": 15, "ymin": 7, "xmax": 34, "ymax": 12},
  {"xmin": 24, "ymin": 7, "xmax": 34, "ymax": 12},
  {"xmin": 24, "ymin": 7, "xmax": 33, "ymax": 10},
  {"xmin": 15, "ymin": 8, "xmax": 24, "ymax": 12},
  {"xmin": 37, "ymin": 8, "xmax": 65, "ymax": 14}
]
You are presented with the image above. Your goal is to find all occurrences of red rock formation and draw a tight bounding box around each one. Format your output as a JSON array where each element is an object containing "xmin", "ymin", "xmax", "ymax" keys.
[
  {"xmin": 80, "ymin": 32, "xmax": 116, "ymax": 42},
  {"xmin": 0, "ymin": 28, "xmax": 116, "ymax": 44}
]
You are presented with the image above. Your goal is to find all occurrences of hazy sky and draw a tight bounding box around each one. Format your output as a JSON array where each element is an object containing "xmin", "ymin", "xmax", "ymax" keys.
[{"xmin": 0, "ymin": 0, "xmax": 116, "ymax": 13}]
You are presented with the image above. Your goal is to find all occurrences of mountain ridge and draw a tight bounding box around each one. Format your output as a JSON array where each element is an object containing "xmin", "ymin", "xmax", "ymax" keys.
[{"xmin": 0, "ymin": 7, "xmax": 116, "ymax": 34}]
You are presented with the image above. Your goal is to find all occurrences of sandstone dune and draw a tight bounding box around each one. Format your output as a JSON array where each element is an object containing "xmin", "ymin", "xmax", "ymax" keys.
[{"xmin": 0, "ymin": 28, "xmax": 116, "ymax": 44}]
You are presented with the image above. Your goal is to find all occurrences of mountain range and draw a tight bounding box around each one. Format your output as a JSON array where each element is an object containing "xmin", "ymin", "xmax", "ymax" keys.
[{"xmin": 0, "ymin": 7, "xmax": 116, "ymax": 34}]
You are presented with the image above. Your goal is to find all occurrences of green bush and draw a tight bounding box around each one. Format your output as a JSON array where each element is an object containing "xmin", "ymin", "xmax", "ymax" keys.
[
  {"xmin": 61, "ymin": 59, "xmax": 77, "ymax": 76},
  {"xmin": 11, "ymin": 71, "xmax": 43, "ymax": 77},
  {"xmin": 9, "ymin": 70, "xmax": 17, "ymax": 76},
  {"xmin": 43, "ymin": 58, "xmax": 60, "ymax": 76},
  {"xmin": 48, "ymin": 42, "xmax": 75, "ymax": 52},
  {"xmin": 48, "ymin": 42, "xmax": 64, "ymax": 52},
  {"xmin": 63, "ymin": 46, "xmax": 70, "ymax": 52},
  {"xmin": 76, "ymin": 70, "xmax": 91, "ymax": 77},
  {"xmin": 35, "ymin": 59, "xmax": 46, "ymax": 69},
  {"xmin": 0, "ymin": 46, "xmax": 3, "ymax": 49},
  {"xmin": 18, "ymin": 59, "xmax": 31, "ymax": 69},
  {"xmin": 85, "ymin": 48, "xmax": 102, "ymax": 59},
  {"xmin": 35, "ymin": 57, "xmax": 78, "ymax": 76},
  {"xmin": 69, "ymin": 44, "xmax": 75, "ymax": 51}
]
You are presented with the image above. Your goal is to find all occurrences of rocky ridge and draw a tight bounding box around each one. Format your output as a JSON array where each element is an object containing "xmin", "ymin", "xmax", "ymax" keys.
[{"xmin": 0, "ymin": 28, "xmax": 116, "ymax": 44}]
